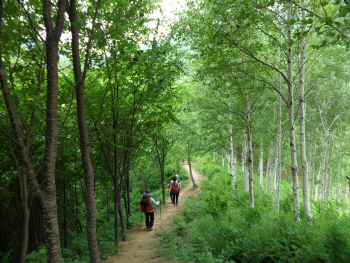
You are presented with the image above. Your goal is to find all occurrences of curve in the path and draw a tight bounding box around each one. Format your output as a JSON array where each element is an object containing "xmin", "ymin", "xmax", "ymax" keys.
[{"xmin": 103, "ymin": 165, "xmax": 203, "ymax": 263}]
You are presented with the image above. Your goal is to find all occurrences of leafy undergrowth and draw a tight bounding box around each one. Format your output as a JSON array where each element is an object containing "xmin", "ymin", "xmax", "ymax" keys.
[{"xmin": 156, "ymin": 155, "xmax": 350, "ymax": 263}]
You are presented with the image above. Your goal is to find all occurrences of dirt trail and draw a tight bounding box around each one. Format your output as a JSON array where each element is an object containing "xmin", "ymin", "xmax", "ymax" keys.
[{"xmin": 103, "ymin": 165, "xmax": 203, "ymax": 263}]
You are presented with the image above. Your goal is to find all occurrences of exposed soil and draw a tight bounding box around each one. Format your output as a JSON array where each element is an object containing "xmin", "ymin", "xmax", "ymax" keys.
[{"xmin": 103, "ymin": 165, "xmax": 203, "ymax": 263}]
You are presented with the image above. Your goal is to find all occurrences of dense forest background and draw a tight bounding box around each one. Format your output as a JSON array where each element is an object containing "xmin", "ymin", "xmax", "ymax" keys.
[{"xmin": 2, "ymin": 0, "xmax": 350, "ymax": 262}]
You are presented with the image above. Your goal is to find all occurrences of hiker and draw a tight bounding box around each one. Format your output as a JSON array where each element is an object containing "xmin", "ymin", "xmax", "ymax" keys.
[
  {"xmin": 167, "ymin": 177, "xmax": 176, "ymax": 203},
  {"xmin": 176, "ymin": 174, "xmax": 181, "ymax": 188},
  {"xmin": 140, "ymin": 189, "xmax": 161, "ymax": 231},
  {"xmin": 169, "ymin": 176, "xmax": 180, "ymax": 207}
]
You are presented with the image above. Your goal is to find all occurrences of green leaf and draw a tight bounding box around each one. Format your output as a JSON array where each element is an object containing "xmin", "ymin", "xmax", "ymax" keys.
[{"xmin": 72, "ymin": 16, "xmax": 84, "ymax": 29}]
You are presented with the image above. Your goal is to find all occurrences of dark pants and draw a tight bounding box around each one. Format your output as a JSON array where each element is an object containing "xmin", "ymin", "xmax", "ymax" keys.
[
  {"xmin": 171, "ymin": 193, "xmax": 179, "ymax": 205},
  {"xmin": 145, "ymin": 212, "xmax": 154, "ymax": 228}
]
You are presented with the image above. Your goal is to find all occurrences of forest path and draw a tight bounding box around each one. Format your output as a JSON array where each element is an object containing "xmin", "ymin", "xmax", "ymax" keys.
[{"xmin": 103, "ymin": 165, "xmax": 203, "ymax": 263}]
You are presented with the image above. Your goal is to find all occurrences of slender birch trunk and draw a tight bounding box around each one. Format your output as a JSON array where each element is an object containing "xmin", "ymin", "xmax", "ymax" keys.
[
  {"xmin": 259, "ymin": 146, "xmax": 264, "ymax": 188},
  {"xmin": 337, "ymin": 119, "xmax": 343, "ymax": 201},
  {"xmin": 299, "ymin": 0, "xmax": 312, "ymax": 217},
  {"xmin": 265, "ymin": 141, "xmax": 274, "ymax": 194},
  {"xmin": 276, "ymin": 75, "xmax": 282, "ymax": 215},
  {"xmin": 287, "ymin": 4, "xmax": 300, "ymax": 221},
  {"xmin": 310, "ymin": 132, "xmax": 317, "ymax": 204},
  {"xmin": 315, "ymin": 167, "xmax": 321, "ymax": 201},
  {"xmin": 269, "ymin": 145, "xmax": 276, "ymax": 194},
  {"xmin": 243, "ymin": 133, "xmax": 249, "ymax": 191},
  {"xmin": 188, "ymin": 152, "xmax": 198, "ymax": 187},
  {"xmin": 222, "ymin": 149, "xmax": 225, "ymax": 168},
  {"xmin": 229, "ymin": 119, "xmax": 236, "ymax": 190},
  {"xmin": 320, "ymin": 111, "xmax": 328, "ymax": 203},
  {"xmin": 242, "ymin": 133, "xmax": 246, "ymax": 174},
  {"xmin": 247, "ymin": 99, "xmax": 254, "ymax": 207},
  {"xmin": 327, "ymin": 138, "xmax": 334, "ymax": 200},
  {"xmin": 343, "ymin": 159, "xmax": 349, "ymax": 213}
]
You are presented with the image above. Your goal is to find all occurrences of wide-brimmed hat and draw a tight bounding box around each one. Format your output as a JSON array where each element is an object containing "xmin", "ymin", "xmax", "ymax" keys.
[{"xmin": 143, "ymin": 189, "xmax": 153, "ymax": 196}]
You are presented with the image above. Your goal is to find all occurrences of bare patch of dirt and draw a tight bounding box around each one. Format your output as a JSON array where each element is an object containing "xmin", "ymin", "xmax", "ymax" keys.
[{"xmin": 103, "ymin": 165, "xmax": 204, "ymax": 263}]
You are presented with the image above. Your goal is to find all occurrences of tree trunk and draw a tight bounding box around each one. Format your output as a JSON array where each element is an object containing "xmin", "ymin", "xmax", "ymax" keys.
[
  {"xmin": 67, "ymin": 0, "xmax": 101, "ymax": 260},
  {"xmin": 114, "ymin": 179, "xmax": 120, "ymax": 246},
  {"xmin": 247, "ymin": 100, "xmax": 254, "ymax": 208},
  {"xmin": 327, "ymin": 138, "xmax": 334, "ymax": 200},
  {"xmin": 310, "ymin": 132, "xmax": 317, "ymax": 204},
  {"xmin": 8, "ymin": 1, "xmax": 67, "ymax": 261},
  {"xmin": 188, "ymin": 152, "xmax": 198, "ymax": 187},
  {"xmin": 299, "ymin": 0, "xmax": 312, "ymax": 218},
  {"xmin": 155, "ymin": 137, "xmax": 166, "ymax": 202},
  {"xmin": 19, "ymin": 168, "xmax": 30, "ymax": 263},
  {"xmin": 276, "ymin": 75, "xmax": 282, "ymax": 215},
  {"xmin": 118, "ymin": 197, "xmax": 126, "ymax": 241},
  {"xmin": 126, "ymin": 171, "xmax": 131, "ymax": 216},
  {"xmin": 287, "ymin": 4, "xmax": 300, "ymax": 221},
  {"xmin": 229, "ymin": 117, "xmax": 236, "ymax": 190},
  {"xmin": 259, "ymin": 145, "xmax": 264, "ymax": 188},
  {"xmin": 222, "ymin": 149, "xmax": 225, "ymax": 168},
  {"xmin": 320, "ymin": 115, "xmax": 328, "ymax": 203},
  {"xmin": 265, "ymin": 141, "xmax": 274, "ymax": 194},
  {"xmin": 337, "ymin": 119, "xmax": 343, "ymax": 201},
  {"xmin": 107, "ymin": 188, "xmax": 110, "ymax": 222},
  {"xmin": 315, "ymin": 166, "xmax": 321, "ymax": 201},
  {"xmin": 63, "ymin": 183, "xmax": 67, "ymax": 249},
  {"xmin": 242, "ymin": 133, "xmax": 246, "ymax": 174}
]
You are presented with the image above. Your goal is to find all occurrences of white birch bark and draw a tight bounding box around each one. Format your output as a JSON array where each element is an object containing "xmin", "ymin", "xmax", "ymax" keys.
[
  {"xmin": 344, "ymin": 157, "xmax": 349, "ymax": 202},
  {"xmin": 337, "ymin": 118, "xmax": 343, "ymax": 201},
  {"xmin": 227, "ymin": 153, "xmax": 230, "ymax": 172},
  {"xmin": 229, "ymin": 117, "xmax": 236, "ymax": 191},
  {"xmin": 310, "ymin": 132, "xmax": 317, "ymax": 204},
  {"xmin": 343, "ymin": 159, "xmax": 349, "ymax": 213},
  {"xmin": 299, "ymin": 0, "xmax": 312, "ymax": 217},
  {"xmin": 259, "ymin": 146, "xmax": 264, "ymax": 188},
  {"xmin": 327, "ymin": 138, "xmax": 334, "ymax": 200},
  {"xmin": 315, "ymin": 167, "xmax": 321, "ymax": 201},
  {"xmin": 222, "ymin": 149, "xmax": 225, "ymax": 168},
  {"xmin": 319, "ymin": 105, "xmax": 329, "ymax": 203},
  {"xmin": 276, "ymin": 35, "xmax": 282, "ymax": 215},
  {"xmin": 265, "ymin": 141, "xmax": 274, "ymax": 194},
  {"xmin": 287, "ymin": 4, "xmax": 300, "ymax": 221},
  {"xmin": 243, "ymin": 133, "xmax": 249, "ymax": 191},
  {"xmin": 242, "ymin": 133, "xmax": 247, "ymax": 174},
  {"xmin": 247, "ymin": 99, "xmax": 254, "ymax": 207},
  {"xmin": 272, "ymin": 157, "xmax": 278, "ymax": 204}
]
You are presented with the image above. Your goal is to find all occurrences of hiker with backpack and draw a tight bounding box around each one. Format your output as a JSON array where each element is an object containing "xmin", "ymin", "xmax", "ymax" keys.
[
  {"xmin": 176, "ymin": 174, "xmax": 181, "ymax": 188},
  {"xmin": 140, "ymin": 189, "xmax": 161, "ymax": 231},
  {"xmin": 169, "ymin": 176, "xmax": 180, "ymax": 207}
]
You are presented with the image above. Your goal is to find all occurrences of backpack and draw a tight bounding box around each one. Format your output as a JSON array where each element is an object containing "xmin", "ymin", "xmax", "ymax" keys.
[
  {"xmin": 140, "ymin": 196, "xmax": 152, "ymax": 213},
  {"xmin": 171, "ymin": 182, "xmax": 179, "ymax": 194}
]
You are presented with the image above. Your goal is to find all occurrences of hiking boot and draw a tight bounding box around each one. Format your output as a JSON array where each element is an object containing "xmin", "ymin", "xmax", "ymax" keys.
[
  {"xmin": 176, "ymin": 202, "xmax": 178, "ymax": 207},
  {"xmin": 148, "ymin": 227, "xmax": 152, "ymax": 231},
  {"xmin": 173, "ymin": 202, "xmax": 175, "ymax": 206}
]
